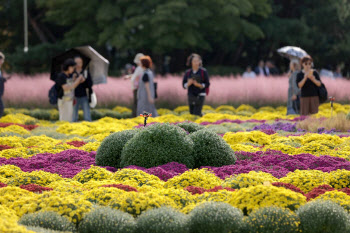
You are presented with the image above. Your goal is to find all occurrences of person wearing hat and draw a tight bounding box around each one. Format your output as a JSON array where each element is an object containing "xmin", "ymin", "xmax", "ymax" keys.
[
  {"xmin": 125, "ymin": 53, "xmax": 144, "ymax": 117},
  {"xmin": 0, "ymin": 52, "xmax": 10, "ymax": 117},
  {"xmin": 55, "ymin": 58, "xmax": 85, "ymax": 122}
]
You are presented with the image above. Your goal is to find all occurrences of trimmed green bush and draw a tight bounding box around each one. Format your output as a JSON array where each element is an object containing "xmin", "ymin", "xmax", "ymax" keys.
[
  {"xmin": 297, "ymin": 200, "xmax": 350, "ymax": 233},
  {"xmin": 176, "ymin": 122, "xmax": 204, "ymax": 133},
  {"xmin": 25, "ymin": 226, "xmax": 70, "ymax": 233},
  {"xmin": 189, "ymin": 202, "xmax": 244, "ymax": 233},
  {"xmin": 136, "ymin": 206, "xmax": 189, "ymax": 233},
  {"xmin": 96, "ymin": 130, "xmax": 138, "ymax": 168},
  {"xmin": 19, "ymin": 211, "xmax": 76, "ymax": 232},
  {"xmin": 243, "ymin": 207, "xmax": 299, "ymax": 233},
  {"xmin": 78, "ymin": 207, "xmax": 136, "ymax": 233},
  {"xmin": 29, "ymin": 109, "xmax": 51, "ymax": 121},
  {"xmin": 120, "ymin": 123, "xmax": 194, "ymax": 168},
  {"xmin": 189, "ymin": 129, "xmax": 236, "ymax": 168}
]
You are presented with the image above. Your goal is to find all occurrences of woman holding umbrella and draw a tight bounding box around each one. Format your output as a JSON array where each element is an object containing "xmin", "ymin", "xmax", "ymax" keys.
[
  {"xmin": 55, "ymin": 58, "xmax": 85, "ymax": 122},
  {"xmin": 296, "ymin": 55, "xmax": 322, "ymax": 115}
]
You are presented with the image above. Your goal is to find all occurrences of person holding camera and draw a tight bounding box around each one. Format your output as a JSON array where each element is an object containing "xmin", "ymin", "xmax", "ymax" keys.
[
  {"xmin": 296, "ymin": 55, "xmax": 322, "ymax": 115},
  {"xmin": 0, "ymin": 52, "xmax": 10, "ymax": 117},
  {"xmin": 182, "ymin": 53, "xmax": 210, "ymax": 116},
  {"xmin": 55, "ymin": 58, "xmax": 85, "ymax": 122},
  {"xmin": 72, "ymin": 56, "xmax": 93, "ymax": 122}
]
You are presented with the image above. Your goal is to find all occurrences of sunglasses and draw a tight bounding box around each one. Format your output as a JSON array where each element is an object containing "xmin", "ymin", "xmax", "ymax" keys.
[
  {"xmin": 0, "ymin": 56, "xmax": 3, "ymax": 60},
  {"xmin": 304, "ymin": 62, "xmax": 312, "ymax": 66}
]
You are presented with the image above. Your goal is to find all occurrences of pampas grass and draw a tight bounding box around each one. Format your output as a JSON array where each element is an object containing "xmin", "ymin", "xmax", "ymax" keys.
[
  {"xmin": 297, "ymin": 114, "xmax": 350, "ymax": 132},
  {"xmin": 3, "ymin": 73, "xmax": 350, "ymax": 108}
]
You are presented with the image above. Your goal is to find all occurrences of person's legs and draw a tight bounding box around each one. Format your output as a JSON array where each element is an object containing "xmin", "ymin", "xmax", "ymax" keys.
[
  {"xmin": 0, "ymin": 98, "xmax": 4, "ymax": 118},
  {"xmin": 300, "ymin": 97, "xmax": 309, "ymax": 116},
  {"xmin": 81, "ymin": 96, "xmax": 92, "ymax": 121},
  {"xmin": 193, "ymin": 96, "xmax": 205, "ymax": 116},
  {"xmin": 59, "ymin": 99, "xmax": 73, "ymax": 122},
  {"xmin": 188, "ymin": 95, "xmax": 195, "ymax": 114},
  {"xmin": 72, "ymin": 98, "xmax": 80, "ymax": 122},
  {"xmin": 132, "ymin": 89, "xmax": 138, "ymax": 118},
  {"xmin": 310, "ymin": 96, "xmax": 319, "ymax": 114}
]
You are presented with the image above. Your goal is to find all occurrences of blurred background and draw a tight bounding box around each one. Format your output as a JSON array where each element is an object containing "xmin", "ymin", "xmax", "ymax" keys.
[{"xmin": 1, "ymin": 0, "xmax": 350, "ymax": 77}]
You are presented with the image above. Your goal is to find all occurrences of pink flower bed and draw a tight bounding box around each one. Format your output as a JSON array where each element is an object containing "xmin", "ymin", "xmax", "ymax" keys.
[{"xmin": 4, "ymin": 74, "xmax": 350, "ymax": 108}]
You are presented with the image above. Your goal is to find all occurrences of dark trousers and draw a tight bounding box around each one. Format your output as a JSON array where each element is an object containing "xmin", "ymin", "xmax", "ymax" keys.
[
  {"xmin": 188, "ymin": 95, "xmax": 205, "ymax": 116},
  {"xmin": 0, "ymin": 98, "xmax": 4, "ymax": 117},
  {"xmin": 132, "ymin": 89, "xmax": 138, "ymax": 117}
]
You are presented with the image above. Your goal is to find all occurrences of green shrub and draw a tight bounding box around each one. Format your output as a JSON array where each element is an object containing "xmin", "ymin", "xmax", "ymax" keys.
[
  {"xmin": 297, "ymin": 200, "xmax": 350, "ymax": 233},
  {"xmin": 120, "ymin": 123, "xmax": 194, "ymax": 168},
  {"xmin": 176, "ymin": 122, "xmax": 204, "ymax": 133},
  {"xmin": 25, "ymin": 226, "xmax": 71, "ymax": 233},
  {"xmin": 189, "ymin": 129, "xmax": 236, "ymax": 168},
  {"xmin": 243, "ymin": 207, "xmax": 300, "ymax": 233},
  {"xmin": 136, "ymin": 206, "xmax": 189, "ymax": 233},
  {"xmin": 19, "ymin": 211, "xmax": 76, "ymax": 232},
  {"xmin": 29, "ymin": 109, "xmax": 51, "ymax": 121},
  {"xmin": 96, "ymin": 130, "xmax": 138, "ymax": 168},
  {"xmin": 189, "ymin": 202, "xmax": 244, "ymax": 233},
  {"xmin": 78, "ymin": 207, "xmax": 136, "ymax": 233},
  {"xmin": 91, "ymin": 110, "xmax": 104, "ymax": 121}
]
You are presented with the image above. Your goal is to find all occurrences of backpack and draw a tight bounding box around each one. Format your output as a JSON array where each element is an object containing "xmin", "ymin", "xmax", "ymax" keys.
[
  {"xmin": 186, "ymin": 68, "xmax": 209, "ymax": 95},
  {"xmin": 48, "ymin": 84, "xmax": 58, "ymax": 105}
]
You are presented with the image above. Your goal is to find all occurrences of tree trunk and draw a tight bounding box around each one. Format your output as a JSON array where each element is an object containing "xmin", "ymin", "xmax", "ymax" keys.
[{"xmin": 28, "ymin": 13, "xmax": 48, "ymax": 43}]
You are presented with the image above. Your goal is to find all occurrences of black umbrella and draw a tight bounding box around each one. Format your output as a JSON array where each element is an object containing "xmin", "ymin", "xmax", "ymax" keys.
[{"xmin": 50, "ymin": 48, "xmax": 90, "ymax": 81}]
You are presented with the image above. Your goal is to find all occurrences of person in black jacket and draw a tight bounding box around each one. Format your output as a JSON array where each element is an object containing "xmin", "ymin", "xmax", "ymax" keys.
[
  {"xmin": 0, "ymin": 52, "xmax": 10, "ymax": 118},
  {"xmin": 182, "ymin": 53, "xmax": 210, "ymax": 116},
  {"xmin": 72, "ymin": 56, "xmax": 93, "ymax": 122},
  {"xmin": 296, "ymin": 55, "xmax": 322, "ymax": 115}
]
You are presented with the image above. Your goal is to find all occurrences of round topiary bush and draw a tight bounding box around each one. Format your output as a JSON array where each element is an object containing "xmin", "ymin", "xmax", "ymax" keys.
[
  {"xmin": 78, "ymin": 207, "xmax": 136, "ymax": 233},
  {"xmin": 176, "ymin": 122, "xmax": 204, "ymax": 133},
  {"xmin": 189, "ymin": 129, "xmax": 236, "ymax": 168},
  {"xmin": 96, "ymin": 130, "xmax": 138, "ymax": 168},
  {"xmin": 188, "ymin": 202, "xmax": 244, "ymax": 233},
  {"xmin": 136, "ymin": 206, "xmax": 189, "ymax": 233},
  {"xmin": 297, "ymin": 200, "xmax": 349, "ymax": 233},
  {"xmin": 120, "ymin": 123, "xmax": 194, "ymax": 168},
  {"xmin": 18, "ymin": 211, "xmax": 76, "ymax": 232},
  {"xmin": 243, "ymin": 207, "xmax": 300, "ymax": 233}
]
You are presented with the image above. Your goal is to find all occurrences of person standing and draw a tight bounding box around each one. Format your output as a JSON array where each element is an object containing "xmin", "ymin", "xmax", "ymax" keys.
[
  {"xmin": 126, "ymin": 53, "xmax": 144, "ymax": 117},
  {"xmin": 72, "ymin": 56, "xmax": 93, "ymax": 122},
  {"xmin": 287, "ymin": 60, "xmax": 301, "ymax": 115},
  {"xmin": 182, "ymin": 53, "xmax": 210, "ymax": 116},
  {"xmin": 55, "ymin": 58, "xmax": 84, "ymax": 122},
  {"xmin": 242, "ymin": 66, "xmax": 256, "ymax": 78},
  {"xmin": 254, "ymin": 60, "xmax": 266, "ymax": 76},
  {"xmin": 0, "ymin": 52, "xmax": 10, "ymax": 118},
  {"xmin": 296, "ymin": 55, "xmax": 322, "ymax": 115},
  {"xmin": 136, "ymin": 56, "xmax": 158, "ymax": 117}
]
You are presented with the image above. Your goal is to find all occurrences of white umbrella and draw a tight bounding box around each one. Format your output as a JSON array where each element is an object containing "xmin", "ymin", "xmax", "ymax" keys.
[
  {"xmin": 75, "ymin": 46, "xmax": 109, "ymax": 84},
  {"xmin": 277, "ymin": 46, "xmax": 308, "ymax": 60}
]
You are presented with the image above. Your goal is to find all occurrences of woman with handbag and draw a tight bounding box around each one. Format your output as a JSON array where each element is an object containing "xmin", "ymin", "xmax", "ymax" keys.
[
  {"xmin": 287, "ymin": 59, "xmax": 301, "ymax": 115},
  {"xmin": 296, "ymin": 55, "xmax": 322, "ymax": 115}
]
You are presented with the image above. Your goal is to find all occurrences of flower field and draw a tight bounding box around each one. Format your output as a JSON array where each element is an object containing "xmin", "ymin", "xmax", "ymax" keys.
[
  {"xmin": 2, "ymin": 103, "xmax": 350, "ymax": 232},
  {"xmin": 4, "ymin": 74, "xmax": 350, "ymax": 108}
]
